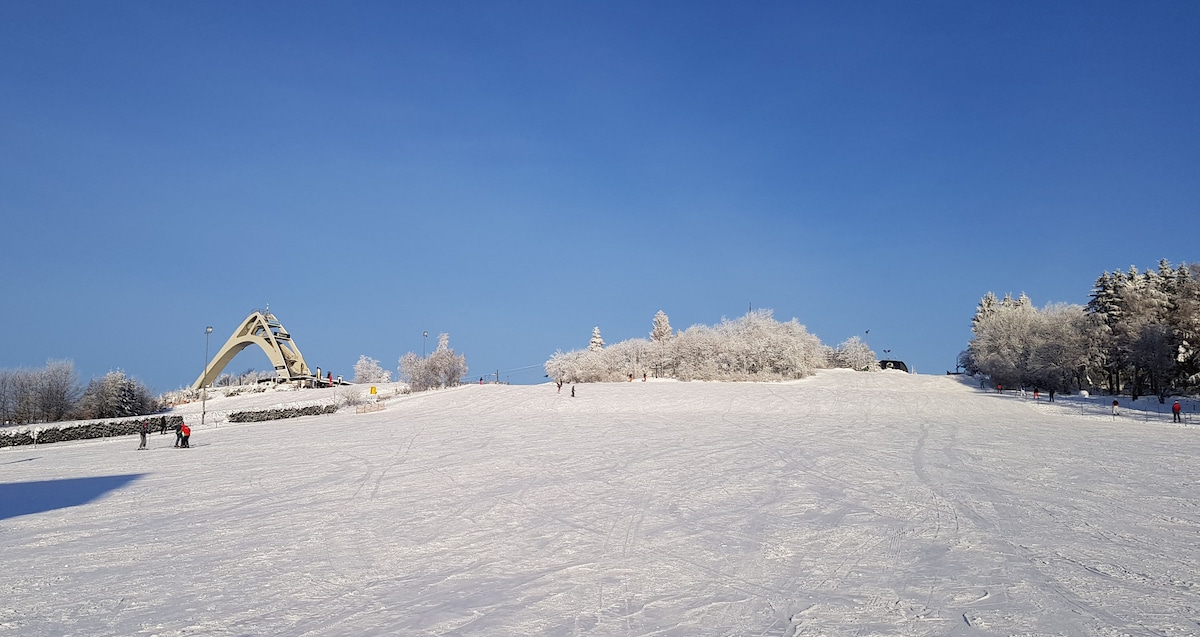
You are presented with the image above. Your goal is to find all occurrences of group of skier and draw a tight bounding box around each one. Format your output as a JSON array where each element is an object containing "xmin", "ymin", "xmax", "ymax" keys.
[{"xmin": 136, "ymin": 419, "xmax": 191, "ymax": 450}]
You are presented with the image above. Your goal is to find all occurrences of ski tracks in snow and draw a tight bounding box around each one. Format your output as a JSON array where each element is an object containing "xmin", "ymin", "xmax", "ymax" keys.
[{"xmin": 5, "ymin": 374, "xmax": 1200, "ymax": 636}]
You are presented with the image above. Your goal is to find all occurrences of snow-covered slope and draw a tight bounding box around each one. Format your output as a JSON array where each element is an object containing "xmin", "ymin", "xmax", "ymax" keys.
[{"xmin": 2, "ymin": 371, "xmax": 1198, "ymax": 636}]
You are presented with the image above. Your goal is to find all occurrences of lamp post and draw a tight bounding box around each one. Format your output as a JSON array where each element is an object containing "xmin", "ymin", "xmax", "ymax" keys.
[
  {"xmin": 202, "ymin": 326, "xmax": 213, "ymax": 427},
  {"xmin": 423, "ymin": 331, "xmax": 428, "ymax": 358}
]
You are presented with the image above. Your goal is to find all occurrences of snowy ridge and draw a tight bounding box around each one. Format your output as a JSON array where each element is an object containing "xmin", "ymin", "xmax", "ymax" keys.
[{"xmin": 1, "ymin": 370, "xmax": 1199, "ymax": 636}]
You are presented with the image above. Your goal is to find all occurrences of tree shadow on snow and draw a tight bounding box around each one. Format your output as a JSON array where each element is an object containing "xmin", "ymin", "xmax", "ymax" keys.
[{"xmin": 0, "ymin": 474, "xmax": 144, "ymax": 521}]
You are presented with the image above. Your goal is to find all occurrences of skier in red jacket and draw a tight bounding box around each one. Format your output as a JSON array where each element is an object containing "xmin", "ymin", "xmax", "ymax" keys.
[
  {"xmin": 180, "ymin": 423, "xmax": 191, "ymax": 448},
  {"xmin": 1173, "ymin": 400, "xmax": 1183, "ymax": 423}
]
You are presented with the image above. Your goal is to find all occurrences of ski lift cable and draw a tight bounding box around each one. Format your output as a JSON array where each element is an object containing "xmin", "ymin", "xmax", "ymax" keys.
[{"xmin": 495, "ymin": 364, "xmax": 544, "ymax": 374}]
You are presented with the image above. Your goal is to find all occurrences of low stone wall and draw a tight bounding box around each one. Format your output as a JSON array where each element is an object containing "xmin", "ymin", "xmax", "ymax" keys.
[
  {"xmin": 0, "ymin": 415, "xmax": 184, "ymax": 448},
  {"xmin": 226, "ymin": 405, "xmax": 339, "ymax": 423}
]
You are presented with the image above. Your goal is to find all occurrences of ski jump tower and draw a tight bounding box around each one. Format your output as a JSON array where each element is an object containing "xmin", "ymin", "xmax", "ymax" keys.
[{"xmin": 191, "ymin": 309, "xmax": 314, "ymax": 390}]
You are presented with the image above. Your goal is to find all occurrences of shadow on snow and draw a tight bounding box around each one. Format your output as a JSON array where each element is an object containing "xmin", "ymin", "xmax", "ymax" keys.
[{"xmin": 0, "ymin": 474, "xmax": 145, "ymax": 521}]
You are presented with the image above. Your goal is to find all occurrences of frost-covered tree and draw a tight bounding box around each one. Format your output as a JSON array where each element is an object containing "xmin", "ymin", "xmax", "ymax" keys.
[
  {"xmin": 1082, "ymin": 261, "xmax": 1200, "ymax": 399},
  {"xmin": 428, "ymin": 333, "xmax": 468, "ymax": 387},
  {"xmin": 1026, "ymin": 304, "xmax": 1103, "ymax": 398},
  {"xmin": 551, "ymin": 309, "xmax": 828, "ymax": 383},
  {"xmin": 972, "ymin": 292, "xmax": 1000, "ymax": 330},
  {"xmin": 0, "ymin": 368, "xmax": 37, "ymax": 424},
  {"xmin": 0, "ymin": 360, "xmax": 83, "ymax": 424},
  {"xmin": 37, "ymin": 360, "xmax": 80, "ymax": 422},
  {"xmin": 831, "ymin": 336, "xmax": 877, "ymax": 371},
  {"xmin": 968, "ymin": 293, "xmax": 1041, "ymax": 388},
  {"xmin": 970, "ymin": 292, "xmax": 1106, "ymax": 395},
  {"xmin": 399, "ymin": 333, "xmax": 467, "ymax": 392},
  {"xmin": 588, "ymin": 326, "xmax": 605, "ymax": 352},
  {"xmin": 215, "ymin": 368, "xmax": 275, "ymax": 387},
  {"xmin": 77, "ymin": 370, "xmax": 157, "ymax": 419},
  {"xmin": 353, "ymin": 355, "xmax": 392, "ymax": 383},
  {"xmin": 398, "ymin": 352, "xmax": 428, "ymax": 390},
  {"xmin": 650, "ymin": 311, "xmax": 673, "ymax": 342},
  {"xmin": 1173, "ymin": 264, "xmax": 1200, "ymax": 388}
]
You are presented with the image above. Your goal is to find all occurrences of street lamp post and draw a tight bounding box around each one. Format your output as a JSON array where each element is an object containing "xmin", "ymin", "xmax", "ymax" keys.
[
  {"xmin": 423, "ymin": 331, "xmax": 428, "ymax": 358},
  {"xmin": 202, "ymin": 326, "xmax": 213, "ymax": 427}
]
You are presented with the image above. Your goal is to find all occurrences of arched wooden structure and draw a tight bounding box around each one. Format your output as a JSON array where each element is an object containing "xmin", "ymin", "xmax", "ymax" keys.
[{"xmin": 192, "ymin": 310, "xmax": 313, "ymax": 390}]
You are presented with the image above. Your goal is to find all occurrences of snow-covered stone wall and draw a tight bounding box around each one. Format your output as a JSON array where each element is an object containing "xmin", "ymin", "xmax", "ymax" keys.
[{"xmin": 0, "ymin": 415, "xmax": 184, "ymax": 448}]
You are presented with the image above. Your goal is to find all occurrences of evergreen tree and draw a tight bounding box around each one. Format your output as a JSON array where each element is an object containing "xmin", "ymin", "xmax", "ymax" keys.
[
  {"xmin": 650, "ymin": 310, "xmax": 673, "ymax": 342},
  {"xmin": 77, "ymin": 370, "xmax": 155, "ymax": 419},
  {"xmin": 972, "ymin": 292, "xmax": 1000, "ymax": 330},
  {"xmin": 589, "ymin": 326, "xmax": 605, "ymax": 352}
]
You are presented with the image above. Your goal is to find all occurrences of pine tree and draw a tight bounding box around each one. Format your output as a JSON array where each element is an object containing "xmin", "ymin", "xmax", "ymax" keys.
[
  {"xmin": 650, "ymin": 310, "xmax": 673, "ymax": 342},
  {"xmin": 589, "ymin": 326, "xmax": 605, "ymax": 351},
  {"xmin": 972, "ymin": 292, "xmax": 1000, "ymax": 331}
]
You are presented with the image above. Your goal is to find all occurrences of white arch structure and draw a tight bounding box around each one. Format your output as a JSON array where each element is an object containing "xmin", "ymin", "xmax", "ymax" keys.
[{"xmin": 192, "ymin": 310, "xmax": 313, "ymax": 390}]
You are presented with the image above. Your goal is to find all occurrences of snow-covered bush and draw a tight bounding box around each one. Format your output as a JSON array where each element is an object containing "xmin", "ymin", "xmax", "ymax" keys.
[{"xmin": 337, "ymin": 387, "xmax": 367, "ymax": 407}]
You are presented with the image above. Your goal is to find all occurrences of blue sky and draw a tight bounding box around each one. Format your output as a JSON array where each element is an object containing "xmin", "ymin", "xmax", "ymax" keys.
[{"xmin": 3, "ymin": 2, "xmax": 1198, "ymax": 390}]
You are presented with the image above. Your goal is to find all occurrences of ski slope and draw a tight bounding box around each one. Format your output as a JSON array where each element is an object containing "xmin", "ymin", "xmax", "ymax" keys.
[{"xmin": 2, "ymin": 370, "xmax": 1198, "ymax": 636}]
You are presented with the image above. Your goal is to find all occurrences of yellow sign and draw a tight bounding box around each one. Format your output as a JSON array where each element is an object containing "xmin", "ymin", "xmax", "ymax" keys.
[{"xmin": 369, "ymin": 386, "xmax": 377, "ymax": 395}]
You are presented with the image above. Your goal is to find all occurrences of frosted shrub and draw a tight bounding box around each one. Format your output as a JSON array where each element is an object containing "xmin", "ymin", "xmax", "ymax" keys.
[{"xmin": 337, "ymin": 387, "xmax": 366, "ymax": 407}]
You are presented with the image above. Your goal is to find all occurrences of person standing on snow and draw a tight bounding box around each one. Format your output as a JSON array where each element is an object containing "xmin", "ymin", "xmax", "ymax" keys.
[
  {"xmin": 1173, "ymin": 400, "xmax": 1183, "ymax": 423},
  {"xmin": 174, "ymin": 422, "xmax": 184, "ymax": 448},
  {"xmin": 180, "ymin": 423, "xmax": 191, "ymax": 448},
  {"xmin": 137, "ymin": 420, "xmax": 149, "ymax": 450}
]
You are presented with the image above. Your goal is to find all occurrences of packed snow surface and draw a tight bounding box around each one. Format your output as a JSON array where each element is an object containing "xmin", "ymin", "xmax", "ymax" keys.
[{"xmin": 2, "ymin": 371, "xmax": 1199, "ymax": 636}]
